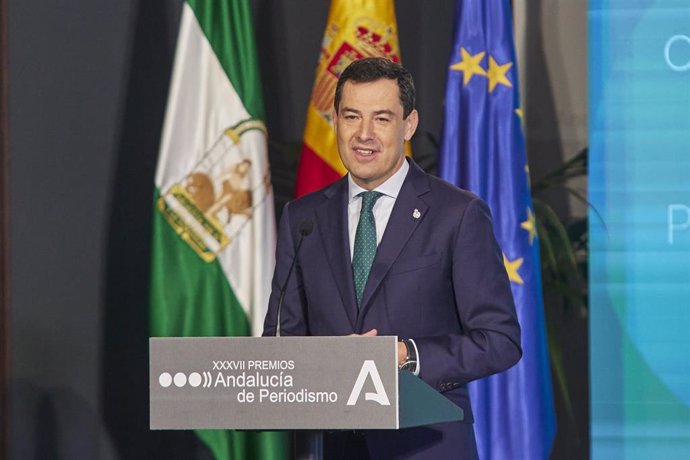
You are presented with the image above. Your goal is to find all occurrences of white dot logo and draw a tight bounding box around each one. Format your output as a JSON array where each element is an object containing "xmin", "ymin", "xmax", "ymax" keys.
[
  {"xmin": 188, "ymin": 372, "xmax": 202, "ymax": 387},
  {"xmin": 158, "ymin": 371, "xmax": 207, "ymax": 388},
  {"xmin": 174, "ymin": 372, "xmax": 187, "ymax": 387},
  {"xmin": 159, "ymin": 372, "xmax": 172, "ymax": 388}
]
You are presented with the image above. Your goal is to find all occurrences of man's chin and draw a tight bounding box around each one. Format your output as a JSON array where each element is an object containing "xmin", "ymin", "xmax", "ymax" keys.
[{"xmin": 350, "ymin": 172, "xmax": 379, "ymax": 190}]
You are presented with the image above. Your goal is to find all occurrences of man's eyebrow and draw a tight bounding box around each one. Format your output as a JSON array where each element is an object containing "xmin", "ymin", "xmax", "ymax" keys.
[
  {"xmin": 340, "ymin": 107, "xmax": 361, "ymax": 114},
  {"xmin": 339, "ymin": 107, "xmax": 396, "ymax": 116},
  {"xmin": 373, "ymin": 109, "xmax": 395, "ymax": 117}
]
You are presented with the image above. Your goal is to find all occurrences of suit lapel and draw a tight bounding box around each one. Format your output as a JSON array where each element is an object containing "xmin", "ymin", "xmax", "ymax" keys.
[
  {"xmin": 358, "ymin": 161, "xmax": 431, "ymax": 317},
  {"xmin": 314, "ymin": 178, "xmax": 358, "ymax": 330}
]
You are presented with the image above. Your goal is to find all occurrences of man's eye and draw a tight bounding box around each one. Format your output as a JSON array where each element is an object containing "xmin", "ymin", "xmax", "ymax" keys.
[{"xmin": 376, "ymin": 117, "xmax": 390, "ymax": 123}]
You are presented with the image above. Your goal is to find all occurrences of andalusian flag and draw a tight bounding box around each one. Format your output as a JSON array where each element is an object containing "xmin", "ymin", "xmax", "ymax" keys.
[
  {"xmin": 295, "ymin": 0, "xmax": 404, "ymax": 197},
  {"xmin": 150, "ymin": 1, "xmax": 288, "ymax": 458}
]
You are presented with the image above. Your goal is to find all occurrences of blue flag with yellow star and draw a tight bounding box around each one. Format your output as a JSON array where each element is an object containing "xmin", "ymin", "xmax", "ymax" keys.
[{"xmin": 439, "ymin": 0, "xmax": 556, "ymax": 459}]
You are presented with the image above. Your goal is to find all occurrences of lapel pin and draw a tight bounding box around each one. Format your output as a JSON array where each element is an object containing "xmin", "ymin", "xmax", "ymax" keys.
[{"xmin": 413, "ymin": 209, "xmax": 421, "ymax": 219}]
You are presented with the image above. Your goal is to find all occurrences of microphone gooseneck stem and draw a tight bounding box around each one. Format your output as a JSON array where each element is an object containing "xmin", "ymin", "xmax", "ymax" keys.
[{"xmin": 276, "ymin": 220, "xmax": 313, "ymax": 337}]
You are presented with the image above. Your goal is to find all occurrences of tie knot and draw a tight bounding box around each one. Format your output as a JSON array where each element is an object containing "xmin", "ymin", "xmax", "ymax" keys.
[{"xmin": 359, "ymin": 191, "xmax": 383, "ymax": 212}]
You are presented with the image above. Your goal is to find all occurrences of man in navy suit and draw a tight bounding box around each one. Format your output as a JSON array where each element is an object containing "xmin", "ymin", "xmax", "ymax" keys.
[{"xmin": 263, "ymin": 57, "xmax": 521, "ymax": 459}]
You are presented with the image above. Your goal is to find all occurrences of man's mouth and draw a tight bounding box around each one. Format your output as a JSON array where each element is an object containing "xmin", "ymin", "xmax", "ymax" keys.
[{"xmin": 353, "ymin": 147, "xmax": 377, "ymax": 157}]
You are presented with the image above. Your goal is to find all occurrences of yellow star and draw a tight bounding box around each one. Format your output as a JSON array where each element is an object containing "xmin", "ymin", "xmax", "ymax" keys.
[
  {"xmin": 515, "ymin": 108, "xmax": 524, "ymax": 127},
  {"xmin": 520, "ymin": 207, "xmax": 537, "ymax": 245},
  {"xmin": 503, "ymin": 253, "xmax": 524, "ymax": 285},
  {"xmin": 450, "ymin": 48, "xmax": 487, "ymax": 85},
  {"xmin": 487, "ymin": 56, "xmax": 513, "ymax": 92}
]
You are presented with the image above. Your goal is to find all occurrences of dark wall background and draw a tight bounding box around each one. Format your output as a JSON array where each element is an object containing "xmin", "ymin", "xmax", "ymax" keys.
[{"xmin": 6, "ymin": 0, "xmax": 586, "ymax": 459}]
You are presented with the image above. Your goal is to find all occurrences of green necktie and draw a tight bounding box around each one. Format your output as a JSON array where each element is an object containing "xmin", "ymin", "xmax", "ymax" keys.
[{"xmin": 352, "ymin": 191, "xmax": 383, "ymax": 306}]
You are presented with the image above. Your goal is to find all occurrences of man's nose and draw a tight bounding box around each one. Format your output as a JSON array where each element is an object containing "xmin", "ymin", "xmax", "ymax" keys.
[{"xmin": 355, "ymin": 119, "xmax": 375, "ymax": 141}]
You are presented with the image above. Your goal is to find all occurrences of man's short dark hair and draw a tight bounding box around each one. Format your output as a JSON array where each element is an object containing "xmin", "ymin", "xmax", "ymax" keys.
[{"xmin": 334, "ymin": 57, "xmax": 416, "ymax": 119}]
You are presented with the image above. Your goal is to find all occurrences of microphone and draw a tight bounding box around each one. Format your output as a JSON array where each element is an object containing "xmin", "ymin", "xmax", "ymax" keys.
[{"xmin": 275, "ymin": 220, "xmax": 313, "ymax": 337}]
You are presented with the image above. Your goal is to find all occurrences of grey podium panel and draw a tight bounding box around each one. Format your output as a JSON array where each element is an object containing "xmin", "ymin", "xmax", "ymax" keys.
[{"xmin": 150, "ymin": 336, "xmax": 399, "ymax": 430}]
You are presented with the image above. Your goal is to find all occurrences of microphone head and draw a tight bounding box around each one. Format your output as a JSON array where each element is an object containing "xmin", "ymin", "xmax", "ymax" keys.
[{"xmin": 299, "ymin": 220, "xmax": 314, "ymax": 236}]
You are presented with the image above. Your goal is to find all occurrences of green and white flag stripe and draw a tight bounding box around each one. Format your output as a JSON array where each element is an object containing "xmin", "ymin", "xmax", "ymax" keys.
[{"xmin": 150, "ymin": 1, "xmax": 287, "ymax": 458}]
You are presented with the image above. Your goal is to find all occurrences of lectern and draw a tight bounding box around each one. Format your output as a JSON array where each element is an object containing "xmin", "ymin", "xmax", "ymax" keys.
[{"xmin": 150, "ymin": 336, "xmax": 463, "ymax": 456}]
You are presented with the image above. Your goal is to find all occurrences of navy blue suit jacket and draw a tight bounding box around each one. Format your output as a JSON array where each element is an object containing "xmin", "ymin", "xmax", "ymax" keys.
[{"xmin": 264, "ymin": 160, "xmax": 521, "ymax": 459}]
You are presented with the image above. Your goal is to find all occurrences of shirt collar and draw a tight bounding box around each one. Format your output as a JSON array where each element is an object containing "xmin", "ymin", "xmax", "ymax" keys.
[{"xmin": 348, "ymin": 158, "xmax": 410, "ymax": 203}]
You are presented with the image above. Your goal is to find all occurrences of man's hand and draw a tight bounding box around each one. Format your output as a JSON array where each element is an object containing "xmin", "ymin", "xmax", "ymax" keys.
[
  {"xmin": 397, "ymin": 340, "xmax": 408, "ymax": 367},
  {"xmin": 348, "ymin": 328, "xmax": 378, "ymax": 337},
  {"xmin": 347, "ymin": 329, "xmax": 406, "ymax": 368}
]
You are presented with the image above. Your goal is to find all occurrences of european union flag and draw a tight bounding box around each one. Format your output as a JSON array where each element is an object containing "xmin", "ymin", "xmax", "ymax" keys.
[{"xmin": 439, "ymin": 1, "xmax": 556, "ymax": 459}]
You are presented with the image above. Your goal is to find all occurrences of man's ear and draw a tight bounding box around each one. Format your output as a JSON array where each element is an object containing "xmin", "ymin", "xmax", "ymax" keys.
[{"xmin": 404, "ymin": 109, "xmax": 419, "ymax": 141}]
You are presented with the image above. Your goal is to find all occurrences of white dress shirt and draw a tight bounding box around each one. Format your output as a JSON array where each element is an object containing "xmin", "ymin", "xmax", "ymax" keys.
[{"xmin": 347, "ymin": 160, "xmax": 409, "ymax": 258}]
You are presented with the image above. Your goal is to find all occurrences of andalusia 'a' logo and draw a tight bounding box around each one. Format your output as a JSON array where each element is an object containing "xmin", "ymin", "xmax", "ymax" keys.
[
  {"xmin": 158, "ymin": 119, "xmax": 271, "ymax": 262},
  {"xmin": 346, "ymin": 360, "xmax": 391, "ymax": 406}
]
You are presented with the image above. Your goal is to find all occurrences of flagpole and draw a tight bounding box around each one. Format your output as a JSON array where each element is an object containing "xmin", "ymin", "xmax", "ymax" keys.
[
  {"xmin": 294, "ymin": 432, "xmax": 322, "ymax": 460},
  {"xmin": 0, "ymin": 0, "xmax": 9, "ymax": 455}
]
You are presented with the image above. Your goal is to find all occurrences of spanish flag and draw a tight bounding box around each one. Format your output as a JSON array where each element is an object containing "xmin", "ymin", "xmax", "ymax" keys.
[{"xmin": 295, "ymin": 0, "xmax": 404, "ymax": 197}]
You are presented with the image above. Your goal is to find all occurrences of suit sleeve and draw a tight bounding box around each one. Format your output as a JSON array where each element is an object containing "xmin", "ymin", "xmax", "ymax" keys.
[
  {"xmin": 262, "ymin": 202, "xmax": 309, "ymax": 336},
  {"xmin": 413, "ymin": 198, "xmax": 522, "ymax": 390}
]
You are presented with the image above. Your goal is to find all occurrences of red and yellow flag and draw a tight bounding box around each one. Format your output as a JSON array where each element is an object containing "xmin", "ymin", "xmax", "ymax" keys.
[{"xmin": 295, "ymin": 0, "xmax": 404, "ymax": 197}]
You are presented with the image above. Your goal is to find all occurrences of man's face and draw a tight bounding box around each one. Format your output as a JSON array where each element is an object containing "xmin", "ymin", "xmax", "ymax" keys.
[{"xmin": 333, "ymin": 79, "xmax": 418, "ymax": 190}]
